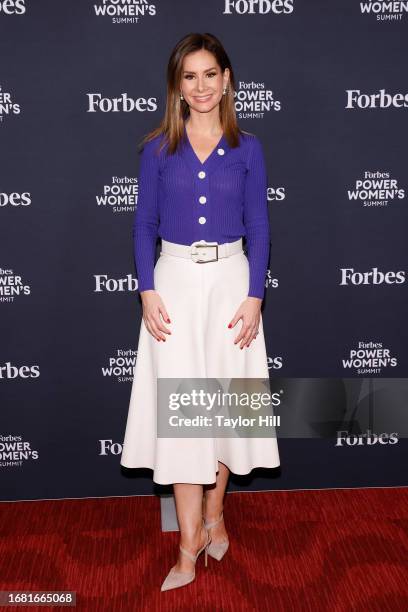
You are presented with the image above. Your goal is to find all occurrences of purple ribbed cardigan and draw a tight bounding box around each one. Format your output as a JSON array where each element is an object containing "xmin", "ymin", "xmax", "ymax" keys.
[{"xmin": 133, "ymin": 124, "xmax": 270, "ymax": 299}]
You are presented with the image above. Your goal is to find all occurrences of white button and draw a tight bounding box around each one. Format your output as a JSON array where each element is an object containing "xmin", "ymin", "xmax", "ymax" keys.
[
  {"xmin": 198, "ymin": 170, "xmax": 206, "ymax": 179},
  {"xmin": 198, "ymin": 216, "xmax": 206, "ymax": 224},
  {"xmin": 217, "ymin": 148, "xmax": 225, "ymax": 155},
  {"xmin": 199, "ymin": 196, "xmax": 207, "ymax": 204}
]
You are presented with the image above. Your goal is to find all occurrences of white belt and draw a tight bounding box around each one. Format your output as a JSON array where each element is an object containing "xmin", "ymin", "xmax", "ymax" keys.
[{"xmin": 161, "ymin": 238, "xmax": 243, "ymax": 263}]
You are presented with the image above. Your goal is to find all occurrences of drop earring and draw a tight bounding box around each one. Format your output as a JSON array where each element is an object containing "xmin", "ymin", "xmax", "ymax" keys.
[{"xmin": 180, "ymin": 92, "xmax": 184, "ymax": 100}]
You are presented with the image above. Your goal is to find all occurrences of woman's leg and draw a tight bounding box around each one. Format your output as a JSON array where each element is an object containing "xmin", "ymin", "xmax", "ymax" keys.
[
  {"xmin": 173, "ymin": 483, "xmax": 208, "ymax": 573},
  {"xmin": 203, "ymin": 461, "xmax": 230, "ymax": 542}
]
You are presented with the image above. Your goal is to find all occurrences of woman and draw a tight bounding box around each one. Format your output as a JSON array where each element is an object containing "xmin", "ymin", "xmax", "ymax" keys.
[{"xmin": 120, "ymin": 32, "xmax": 280, "ymax": 591}]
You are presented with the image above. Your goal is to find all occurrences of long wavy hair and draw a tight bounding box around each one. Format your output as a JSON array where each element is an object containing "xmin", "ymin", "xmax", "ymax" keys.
[{"xmin": 138, "ymin": 32, "xmax": 248, "ymax": 155}]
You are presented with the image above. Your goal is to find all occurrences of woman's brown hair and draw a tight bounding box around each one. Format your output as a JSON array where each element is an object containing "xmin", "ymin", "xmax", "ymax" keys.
[{"xmin": 138, "ymin": 32, "xmax": 247, "ymax": 155}]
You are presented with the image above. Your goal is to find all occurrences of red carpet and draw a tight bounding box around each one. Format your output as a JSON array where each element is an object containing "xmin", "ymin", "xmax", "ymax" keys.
[{"xmin": 0, "ymin": 488, "xmax": 407, "ymax": 611}]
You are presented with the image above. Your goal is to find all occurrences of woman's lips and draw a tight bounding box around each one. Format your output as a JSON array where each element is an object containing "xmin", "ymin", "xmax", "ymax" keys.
[{"xmin": 194, "ymin": 94, "xmax": 213, "ymax": 102}]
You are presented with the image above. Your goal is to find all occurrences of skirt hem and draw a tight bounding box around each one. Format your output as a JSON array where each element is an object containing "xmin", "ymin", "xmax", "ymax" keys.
[{"xmin": 119, "ymin": 459, "xmax": 281, "ymax": 486}]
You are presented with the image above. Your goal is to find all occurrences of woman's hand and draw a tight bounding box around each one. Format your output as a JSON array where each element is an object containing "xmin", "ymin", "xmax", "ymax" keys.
[
  {"xmin": 140, "ymin": 290, "xmax": 172, "ymax": 342},
  {"xmin": 228, "ymin": 297, "xmax": 262, "ymax": 349}
]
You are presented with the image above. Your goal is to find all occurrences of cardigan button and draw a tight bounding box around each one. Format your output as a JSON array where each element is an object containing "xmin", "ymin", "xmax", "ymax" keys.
[
  {"xmin": 198, "ymin": 216, "xmax": 206, "ymax": 224},
  {"xmin": 217, "ymin": 148, "xmax": 225, "ymax": 155},
  {"xmin": 199, "ymin": 196, "xmax": 207, "ymax": 204},
  {"xmin": 198, "ymin": 170, "xmax": 206, "ymax": 179}
]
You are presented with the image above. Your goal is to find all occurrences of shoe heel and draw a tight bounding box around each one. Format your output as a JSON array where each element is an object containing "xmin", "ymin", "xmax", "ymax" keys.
[{"xmin": 204, "ymin": 530, "xmax": 211, "ymax": 568}]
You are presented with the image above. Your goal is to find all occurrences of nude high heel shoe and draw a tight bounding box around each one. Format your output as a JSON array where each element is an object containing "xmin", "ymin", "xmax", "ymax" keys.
[
  {"xmin": 160, "ymin": 528, "xmax": 211, "ymax": 592},
  {"xmin": 204, "ymin": 511, "xmax": 230, "ymax": 561}
]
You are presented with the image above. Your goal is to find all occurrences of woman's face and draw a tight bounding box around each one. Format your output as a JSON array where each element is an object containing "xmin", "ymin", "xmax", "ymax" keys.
[{"xmin": 180, "ymin": 49, "xmax": 229, "ymax": 114}]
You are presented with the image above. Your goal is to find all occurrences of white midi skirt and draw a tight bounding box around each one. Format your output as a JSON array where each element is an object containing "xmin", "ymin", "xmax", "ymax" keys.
[{"xmin": 120, "ymin": 238, "xmax": 280, "ymax": 484}]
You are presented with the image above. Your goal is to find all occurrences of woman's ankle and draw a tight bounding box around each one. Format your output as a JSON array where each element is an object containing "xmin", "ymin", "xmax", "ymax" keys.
[
  {"xmin": 180, "ymin": 523, "xmax": 206, "ymax": 550},
  {"xmin": 203, "ymin": 507, "xmax": 224, "ymax": 524}
]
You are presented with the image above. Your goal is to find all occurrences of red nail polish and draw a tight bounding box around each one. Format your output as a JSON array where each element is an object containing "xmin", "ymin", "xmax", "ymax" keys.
[
  {"xmin": 228, "ymin": 323, "xmax": 232, "ymax": 328},
  {"xmin": 167, "ymin": 318, "xmax": 171, "ymax": 323}
]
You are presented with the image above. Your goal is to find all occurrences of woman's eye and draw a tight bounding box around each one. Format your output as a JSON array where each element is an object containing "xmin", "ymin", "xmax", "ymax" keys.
[{"xmin": 184, "ymin": 72, "xmax": 217, "ymax": 80}]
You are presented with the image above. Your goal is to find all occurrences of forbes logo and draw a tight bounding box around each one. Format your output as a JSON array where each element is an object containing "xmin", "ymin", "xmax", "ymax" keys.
[
  {"xmin": 0, "ymin": 362, "xmax": 40, "ymax": 379},
  {"xmin": 336, "ymin": 430, "xmax": 398, "ymax": 446},
  {"xmin": 340, "ymin": 267, "xmax": 405, "ymax": 285},
  {"xmin": 94, "ymin": 274, "xmax": 137, "ymax": 292},
  {"xmin": 223, "ymin": 0, "xmax": 294, "ymax": 14},
  {"xmin": 0, "ymin": 0, "xmax": 26, "ymax": 14},
  {"xmin": 86, "ymin": 93, "xmax": 158, "ymax": 113},
  {"xmin": 99, "ymin": 439, "xmax": 123, "ymax": 455},
  {"xmin": 346, "ymin": 89, "xmax": 408, "ymax": 109},
  {"xmin": 0, "ymin": 192, "xmax": 31, "ymax": 207}
]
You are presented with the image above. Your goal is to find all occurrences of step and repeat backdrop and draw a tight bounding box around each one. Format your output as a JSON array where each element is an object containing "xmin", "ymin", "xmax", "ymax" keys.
[{"xmin": 1, "ymin": 1, "xmax": 407, "ymax": 501}]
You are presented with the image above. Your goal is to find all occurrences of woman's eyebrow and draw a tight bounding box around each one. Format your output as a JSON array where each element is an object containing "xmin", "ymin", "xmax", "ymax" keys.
[{"xmin": 182, "ymin": 66, "xmax": 218, "ymax": 75}]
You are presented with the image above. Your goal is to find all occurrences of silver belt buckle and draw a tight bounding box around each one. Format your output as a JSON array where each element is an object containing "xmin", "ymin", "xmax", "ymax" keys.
[{"xmin": 191, "ymin": 241, "xmax": 219, "ymax": 263}]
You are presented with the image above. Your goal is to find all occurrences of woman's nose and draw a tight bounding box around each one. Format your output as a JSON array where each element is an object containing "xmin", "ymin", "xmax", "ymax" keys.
[{"xmin": 196, "ymin": 78, "xmax": 206, "ymax": 91}]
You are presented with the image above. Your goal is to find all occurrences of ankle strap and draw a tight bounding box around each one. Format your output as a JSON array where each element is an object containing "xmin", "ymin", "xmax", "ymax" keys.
[
  {"xmin": 204, "ymin": 511, "xmax": 223, "ymax": 530},
  {"xmin": 179, "ymin": 545, "xmax": 198, "ymax": 563},
  {"xmin": 179, "ymin": 530, "xmax": 210, "ymax": 563}
]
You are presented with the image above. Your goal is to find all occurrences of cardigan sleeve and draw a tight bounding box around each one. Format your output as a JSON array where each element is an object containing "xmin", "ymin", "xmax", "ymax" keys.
[
  {"xmin": 243, "ymin": 135, "xmax": 271, "ymax": 300},
  {"xmin": 133, "ymin": 139, "xmax": 160, "ymax": 293}
]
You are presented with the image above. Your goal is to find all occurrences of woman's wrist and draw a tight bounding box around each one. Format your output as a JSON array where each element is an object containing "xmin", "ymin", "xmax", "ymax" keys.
[{"xmin": 140, "ymin": 289, "xmax": 156, "ymax": 298}]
